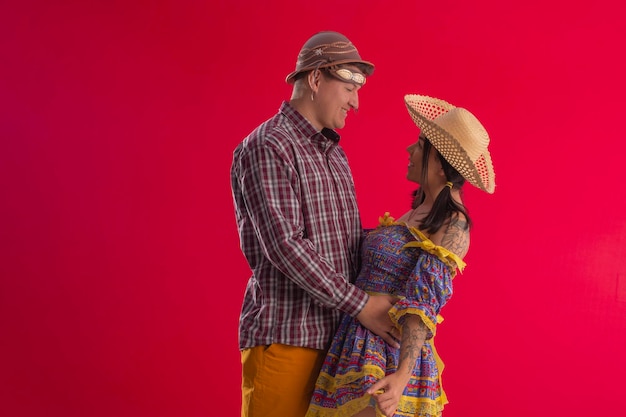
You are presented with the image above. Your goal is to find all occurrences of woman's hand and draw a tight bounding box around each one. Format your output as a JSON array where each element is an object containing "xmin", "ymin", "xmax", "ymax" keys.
[{"xmin": 367, "ymin": 372, "xmax": 409, "ymax": 417}]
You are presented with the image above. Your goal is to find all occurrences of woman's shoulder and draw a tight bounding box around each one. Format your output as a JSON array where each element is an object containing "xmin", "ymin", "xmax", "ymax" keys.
[{"xmin": 430, "ymin": 213, "xmax": 470, "ymax": 260}]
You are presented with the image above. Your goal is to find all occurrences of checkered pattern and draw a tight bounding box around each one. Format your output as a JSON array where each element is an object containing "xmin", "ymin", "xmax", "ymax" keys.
[{"xmin": 231, "ymin": 101, "xmax": 368, "ymax": 350}]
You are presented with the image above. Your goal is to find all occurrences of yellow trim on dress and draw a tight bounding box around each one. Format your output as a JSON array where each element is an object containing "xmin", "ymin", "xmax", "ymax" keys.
[{"xmin": 377, "ymin": 212, "xmax": 466, "ymax": 273}]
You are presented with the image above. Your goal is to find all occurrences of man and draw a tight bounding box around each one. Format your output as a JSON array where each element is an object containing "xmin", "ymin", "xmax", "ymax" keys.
[{"xmin": 230, "ymin": 31, "xmax": 399, "ymax": 417}]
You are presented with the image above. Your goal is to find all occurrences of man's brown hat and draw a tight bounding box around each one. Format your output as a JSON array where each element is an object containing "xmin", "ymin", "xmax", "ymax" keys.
[{"xmin": 285, "ymin": 31, "xmax": 375, "ymax": 84}]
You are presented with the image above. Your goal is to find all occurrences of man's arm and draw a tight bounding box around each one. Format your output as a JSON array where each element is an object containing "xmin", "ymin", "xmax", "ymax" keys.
[{"xmin": 236, "ymin": 137, "xmax": 367, "ymax": 312}]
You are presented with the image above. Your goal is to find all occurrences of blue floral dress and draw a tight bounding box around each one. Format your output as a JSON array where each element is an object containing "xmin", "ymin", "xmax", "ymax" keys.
[{"xmin": 307, "ymin": 213, "xmax": 465, "ymax": 417}]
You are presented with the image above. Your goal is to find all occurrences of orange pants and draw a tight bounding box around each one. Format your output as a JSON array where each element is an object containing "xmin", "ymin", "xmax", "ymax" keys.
[{"xmin": 241, "ymin": 344, "xmax": 326, "ymax": 417}]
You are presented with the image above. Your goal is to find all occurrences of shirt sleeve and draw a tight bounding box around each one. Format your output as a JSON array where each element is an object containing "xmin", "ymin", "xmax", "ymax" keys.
[
  {"xmin": 235, "ymin": 134, "xmax": 367, "ymax": 316},
  {"xmin": 388, "ymin": 252, "xmax": 454, "ymax": 339}
]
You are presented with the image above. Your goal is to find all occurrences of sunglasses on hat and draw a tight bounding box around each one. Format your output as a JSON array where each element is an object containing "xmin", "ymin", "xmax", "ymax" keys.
[{"xmin": 326, "ymin": 68, "xmax": 366, "ymax": 86}]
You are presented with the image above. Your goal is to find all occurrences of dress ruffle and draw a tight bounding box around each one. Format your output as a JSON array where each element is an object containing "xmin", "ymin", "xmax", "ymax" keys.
[{"xmin": 379, "ymin": 212, "xmax": 466, "ymax": 272}]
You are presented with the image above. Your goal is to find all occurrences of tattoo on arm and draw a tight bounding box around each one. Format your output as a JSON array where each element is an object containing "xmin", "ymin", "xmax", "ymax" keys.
[
  {"xmin": 400, "ymin": 318, "xmax": 428, "ymax": 373},
  {"xmin": 441, "ymin": 217, "xmax": 470, "ymax": 259}
]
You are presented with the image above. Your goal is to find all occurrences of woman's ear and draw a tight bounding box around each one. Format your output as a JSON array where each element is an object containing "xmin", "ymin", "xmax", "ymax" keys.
[{"xmin": 436, "ymin": 160, "xmax": 446, "ymax": 179}]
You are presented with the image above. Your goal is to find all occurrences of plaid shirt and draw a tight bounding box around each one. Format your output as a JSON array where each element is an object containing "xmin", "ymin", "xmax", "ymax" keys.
[{"xmin": 231, "ymin": 101, "xmax": 368, "ymax": 350}]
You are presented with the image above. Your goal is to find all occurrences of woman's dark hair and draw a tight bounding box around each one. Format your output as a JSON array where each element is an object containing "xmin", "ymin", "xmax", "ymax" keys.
[{"xmin": 412, "ymin": 138, "xmax": 472, "ymax": 234}]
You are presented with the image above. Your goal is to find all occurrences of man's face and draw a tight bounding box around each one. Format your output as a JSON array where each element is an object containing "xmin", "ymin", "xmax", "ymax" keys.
[{"xmin": 314, "ymin": 65, "xmax": 364, "ymax": 130}]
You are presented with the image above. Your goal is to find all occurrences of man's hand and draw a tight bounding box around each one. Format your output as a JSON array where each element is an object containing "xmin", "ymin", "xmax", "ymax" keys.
[{"xmin": 356, "ymin": 295, "xmax": 400, "ymax": 348}]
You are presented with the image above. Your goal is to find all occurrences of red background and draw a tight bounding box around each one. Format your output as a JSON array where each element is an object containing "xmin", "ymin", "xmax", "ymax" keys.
[{"xmin": 1, "ymin": 1, "xmax": 625, "ymax": 416}]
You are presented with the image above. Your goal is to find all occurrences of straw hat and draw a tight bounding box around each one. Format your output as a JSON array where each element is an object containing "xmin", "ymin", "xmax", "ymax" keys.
[
  {"xmin": 404, "ymin": 94, "xmax": 496, "ymax": 194},
  {"xmin": 285, "ymin": 31, "xmax": 375, "ymax": 84}
]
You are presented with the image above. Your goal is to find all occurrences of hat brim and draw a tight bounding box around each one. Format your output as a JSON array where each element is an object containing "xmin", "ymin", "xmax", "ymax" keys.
[
  {"xmin": 404, "ymin": 94, "xmax": 496, "ymax": 194},
  {"xmin": 285, "ymin": 59, "xmax": 375, "ymax": 84}
]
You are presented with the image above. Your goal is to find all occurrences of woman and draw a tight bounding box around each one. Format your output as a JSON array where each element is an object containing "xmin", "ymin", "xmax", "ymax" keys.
[{"xmin": 306, "ymin": 94, "xmax": 496, "ymax": 417}]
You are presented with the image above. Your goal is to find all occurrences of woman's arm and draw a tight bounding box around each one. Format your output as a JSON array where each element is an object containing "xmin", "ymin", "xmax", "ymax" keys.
[
  {"xmin": 367, "ymin": 314, "xmax": 428, "ymax": 416},
  {"xmin": 399, "ymin": 315, "xmax": 429, "ymax": 377}
]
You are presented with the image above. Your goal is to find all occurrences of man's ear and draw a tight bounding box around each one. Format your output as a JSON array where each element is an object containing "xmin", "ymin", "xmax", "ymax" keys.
[{"xmin": 308, "ymin": 69, "xmax": 322, "ymax": 93}]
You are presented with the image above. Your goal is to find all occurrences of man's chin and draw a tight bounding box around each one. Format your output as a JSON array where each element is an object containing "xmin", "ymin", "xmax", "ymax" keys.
[{"xmin": 335, "ymin": 121, "xmax": 346, "ymax": 130}]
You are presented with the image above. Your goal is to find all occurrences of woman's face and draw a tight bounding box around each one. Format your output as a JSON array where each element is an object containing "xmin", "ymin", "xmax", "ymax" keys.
[{"xmin": 406, "ymin": 136, "xmax": 442, "ymax": 185}]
